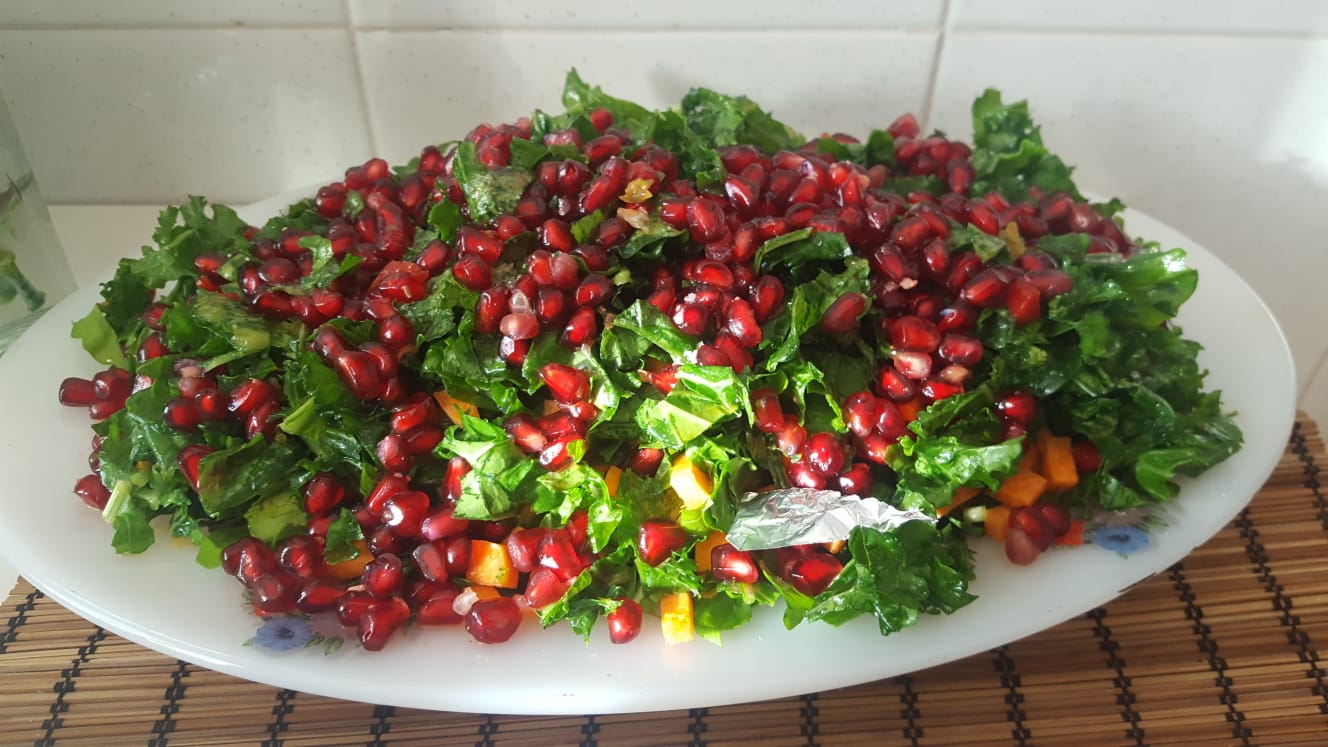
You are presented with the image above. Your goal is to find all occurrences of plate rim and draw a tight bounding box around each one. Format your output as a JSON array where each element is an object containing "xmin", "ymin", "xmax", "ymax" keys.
[{"xmin": 0, "ymin": 193, "xmax": 1297, "ymax": 714}]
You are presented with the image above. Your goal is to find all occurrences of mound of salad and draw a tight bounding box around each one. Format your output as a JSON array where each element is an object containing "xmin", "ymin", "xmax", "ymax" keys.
[{"xmin": 57, "ymin": 72, "xmax": 1241, "ymax": 650}]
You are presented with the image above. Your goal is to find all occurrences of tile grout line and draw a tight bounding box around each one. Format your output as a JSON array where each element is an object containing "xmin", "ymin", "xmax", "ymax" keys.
[
  {"xmin": 918, "ymin": 0, "xmax": 953, "ymax": 131},
  {"xmin": 343, "ymin": 0, "xmax": 378, "ymax": 157}
]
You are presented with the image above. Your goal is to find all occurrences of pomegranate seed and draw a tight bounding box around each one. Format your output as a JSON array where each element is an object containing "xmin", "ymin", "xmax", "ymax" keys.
[
  {"xmin": 780, "ymin": 459, "xmax": 823, "ymax": 489},
  {"xmin": 1004, "ymin": 526, "xmax": 1042, "ymax": 565},
  {"xmin": 1009, "ymin": 507, "xmax": 1054, "ymax": 551},
  {"xmin": 524, "ymin": 567, "xmax": 573, "ymax": 609},
  {"xmin": 1026, "ymin": 268, "xmax": 1074, "ymax": 299},
  {"xmin": 539, "ymin": 363, "xmax": 591, "ymax": 403},
  {"xmin": 505, "ymin": 413, "xmax": 549, "ymax": 453},
  {"xmin": 751, "ymin": 389, "xmax": 785, "ymax": 434},
  {"xmin": 334, "ymin": 351, "xmax": 384, "ymax": 399},
  {"xmin": 1072, "ymin": 441, "xmax": 1103, "ymax": 473},
  {"xmin": 920, "ymin": 377, "xmax": 964, "ymax": 402},
  {"xmin": 628, "ymin": 447, "xmax": 665, "ymax": 476},
  {"xmin": 249, "ymin": 572, "xmax": 298, "ymax": 614},
  {"xmin": 578, "ymin": 176, "xmax": 618, "ymax": 214},
  {"xmin": 277, "ymin": 535, "xmax": 325, "ymax": 581},
  {"xmin": 749, "ymin": 275, "xmax": 785, "ymax": 322},
  {"xmin": 499, "ymin": 311, "xmax": 540, "ymax": 341},
  {"xmin": 804, "ymin": 433, "xmax": 846, "ymax": 477},
  {"xmin": 376, "ymin": 434, "xmax": 413, "ymax": 473},
  {"xmin": 670, "ymin": 302, "xmax": 710, "ymax": 336},
  {"xmin": 892, "ymin": 350, "xmax": 932, "ymax": 380},
  {"xmin": 935, "ymin": 303, "xmax": 977, "ymax": 333},
  {"xmin": 938, "ymin": 333, "xmax": 983, "ymax": 366},
  {"xmin": 960, "ymin": 269, "xmax": 1008, "ymax": 308},
  {"xmin": 505, "ymin": 527, "xmax": 550, "ymax": 574},
  {"xmin": 58, "ymin": 377, "xmax": 97, "ymax": 407},
  {"xmin": 73, "ymin": 474, "xmax": 110, "ymax": 510},
  {"xmin": 362, "ymin": 553, "xmax": 405, "ymax": 598},
  {"xmin": 842, "ymin": 391, "xmax": 882, "ymax": 438},
  {"xmin": 536, "ymin": 529, "xmax": 584, "ymax": 581},
  {"xmin": 836, "ymin": 462, "xmax": 873, "ymax": 495},
  {"xmin": 366, "ymin": 475, "xmax": 410, "ymax": 517},
  {"xmin": 303, "ymin": 472, "xmax": 346, "ymax": 516},
  {"xmin": 415, "ymin": 585, "xmax": 464, "ymax": 625},
  {"xmin": 296, "ymin": 579, "xmax": 345, "ymax": 613},
  {"xmin": 776, "ymin": 417, "xmax": 808, "ymax": 457},
  {"xmin": 890, "ymin": 315, "xmax": 941, "ymax": 352},
  {"xmin": 176, "ymin": 444, "xmax": 214, "ymax": 491},
  {"xmin": 710, "ymin": 544, "xmax": 759, "ymax": 584},
  {"xmin": 382, "ymin": 490, "xmax": 431, "ymax": 537},
  {"xmin": 819, "ymin": 292, "xmax": 868, "ymax": 334},
  {"xmin": 162, "ymin": 396, "xmax": 201, "ymax": 430},
  {"xmin": 367, "ymin": 524, "xmax": 409, "ymax": 556},
  {"xmin": 466, "ymin": 597, "xmax": 523, "ymax": 644},
  {"xmin": 888, "ymin": 113, "xmax": 919, "ymax": 139},
  {"xmin": 995, "ymin": 390, "xmax": 1038, "ymax": 424},
  {"xmin": 222, "ymin": 537, "xmax": 276, "ymax": 583},
  {"xmin": 606, "ymin": 598, "xmax": 643, "ymax": 644},
  {"xmin": 561, "ymin": 306, "xmax": 599, "ymax": 347},
  {"xmin": 724, "ymin": 298, "xmax": 763, "ymax": 347},
  {"xmin": 91, "ymin": 367, "xmax": 132, "ymax": 402},
  {"xmin": 410, "ymin": 540, "xmax": 451, "ymax": 582},
  {"xmin": 1034, "ymin": 503, "xmax": 1072, "ymax": 537},
  {"xmin": 451, "ymin": 255, "xmax": 493, "ymax": 290},
  {"xmin": 686, "ymin": 199, "xmax": 726, "ymax": 243},
  {"xmin": 359, "ymin": 596, "xmax": 411, "ymax": 651},
  {"xmin": 637, "ymin": 520, "xmax": 688, "ymax": 567},
  {"xmin": 336, "ymin": 590, "xmax": 375, "ymax": 627},
  {"xmin": 1006, "ymin": 277, "xmax": 1043, "ymax": 324},
  {"xmin": 785, "ymin": 553, "xmax": 843, "ymax": 596},
  {"xmin": 420, "ymin": 505, "xmax": 469, "ymax": 541}
]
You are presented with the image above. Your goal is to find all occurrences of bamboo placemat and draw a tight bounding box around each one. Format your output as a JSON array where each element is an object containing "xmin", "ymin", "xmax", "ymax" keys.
[{"xmin": 3, "ymin": 419, "xmax": 1326, "ymax": 747}]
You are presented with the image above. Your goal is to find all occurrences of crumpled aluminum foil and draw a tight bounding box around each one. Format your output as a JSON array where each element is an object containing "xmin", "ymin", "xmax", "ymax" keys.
[{"xmin": 724, "ymin": 488, "xmax": 935, "ymax": 551}]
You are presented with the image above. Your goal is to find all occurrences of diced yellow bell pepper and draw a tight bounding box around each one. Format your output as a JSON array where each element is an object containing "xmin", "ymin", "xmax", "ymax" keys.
[
  {"xmin": 604, "ymin": 466, "xmax": 624, "ymax": 498},
  {"xmin": 669, "ymin": 454, "xmax": 713, "ymax": 510},
  {"xmin": 659, "ymin": 592, "xmax": 695, "ymax": 644},
  {"xmin": 465, "ymin": 540, "xmax": 518, "ymax": 589}
]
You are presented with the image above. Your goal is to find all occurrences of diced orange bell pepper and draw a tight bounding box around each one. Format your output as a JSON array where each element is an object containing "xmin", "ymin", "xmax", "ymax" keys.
[
  {"xmin": 433, "ymin": 391, "xmax": 479, "ymax": 425},
  {"xmin": 465, "ymin": 539, "xmax": 518, "ymax": 589},
  {"xmin": 1038, "ymin": 430, "xmax": 1079, "ymax": 492},
  {"xmin": 693, "ymin": 531, "xmax": 727, "ymax": 573},
  {"xmin": 936, "ymin": 485, "xmax": 982, "ymax": 517},
  {"xmin": 984, "ymin": 505, "xmax": 1012, "ymax": 542},
  {"xmin": 994, "ymin": 471, "xmax": 1049, "ymax": 508},
  {"xmin": 897, "ymin": 397, "xmax": 923, "ymax": 422},
  {"xmin": 659, "ymin": 592, "xmax": 695, "ymax": 644},
  {"xmin": 326, "ymin": 539, "xmax": 373, "ymax": 581},
  {"xmin": 1054, "ymin": 519, "xmax": 1085, "ymax": 546}
]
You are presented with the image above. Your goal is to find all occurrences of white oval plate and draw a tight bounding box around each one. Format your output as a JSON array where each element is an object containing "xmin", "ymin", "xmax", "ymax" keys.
[{"xmin": 0, "ymin": 197, "xmax": 1295, "ymax": 715}]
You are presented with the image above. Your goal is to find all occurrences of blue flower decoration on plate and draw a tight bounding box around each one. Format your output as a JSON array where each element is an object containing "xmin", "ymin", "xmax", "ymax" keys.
[
  {"xmin": 250, "ymin": 616, "xmax": 314, "ymax": 651},
  {"xmin": 1084, "ymin": 524, "xmax": 1150, "ymax": 555}
]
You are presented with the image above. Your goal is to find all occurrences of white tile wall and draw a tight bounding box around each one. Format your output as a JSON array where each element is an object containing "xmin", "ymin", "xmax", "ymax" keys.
[
  {"xmin": 0, "ymin": 5, "xmax": 1324, "ymax": 426},
  {"xmin": 349, "ymin": 0, "xmax": 944, "ymax": 30},
  {"xmin": 950, "ymin": 0, "xmax": 1328, "ymax": 35},
  {"xmin": 0, "ymin": 0, "xmax": 348, "ymax": 27},
  {"xmin": 355, "ymin": 30, "xmax": 939, "ymax": 165},
  {"xmin": 0, "ymin": 29, "xmax": 372, "ymax": 204},
  {"xmin": 929, "ymin": 31, "xmax": 1328, "ymax": 401}
]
